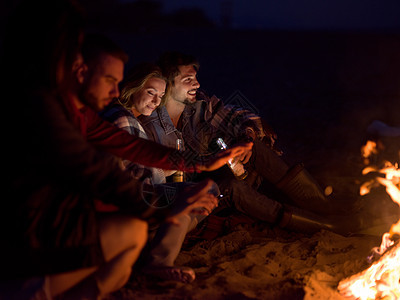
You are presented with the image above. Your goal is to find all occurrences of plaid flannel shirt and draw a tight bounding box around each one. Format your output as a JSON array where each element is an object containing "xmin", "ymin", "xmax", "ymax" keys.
[
  {"xmin": 140, "ymin": 89, "xmax": 280, "ymax": 166},
  {"xmin": 100, "ymin": 101, "xmax": 167, "ymax": 184}
]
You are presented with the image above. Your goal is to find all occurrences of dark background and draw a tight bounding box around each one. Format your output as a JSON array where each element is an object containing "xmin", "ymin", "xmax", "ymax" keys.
[
  {"xmin": 80, "ymin": 1, "xmax": 400, "ymax": 173},
  {"xmin": 3, "ymin": 0, "xmax": 400, "ymax": 176}
]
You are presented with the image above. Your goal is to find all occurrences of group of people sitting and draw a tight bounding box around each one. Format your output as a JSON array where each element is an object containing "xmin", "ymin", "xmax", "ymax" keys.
[{"xmin": 1, "ymin": 0, "xmax": 378, "ymax": 299}]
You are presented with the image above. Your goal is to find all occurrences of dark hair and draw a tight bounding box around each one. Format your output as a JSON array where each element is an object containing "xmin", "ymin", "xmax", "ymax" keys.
[
  {"xmin": 2, "ymin": 0, "xmax": 86, "ymax": 92},
  {"xmin": 156, "ymin": 51, "xmax": 200, "ymax": 84},
  {"xmin": 119, "ymin": 62, "xmax": 167, "ymax": 109},
  {"xmin": 81, "ymin": 33, "xmax": 129, "ymax": 68}
]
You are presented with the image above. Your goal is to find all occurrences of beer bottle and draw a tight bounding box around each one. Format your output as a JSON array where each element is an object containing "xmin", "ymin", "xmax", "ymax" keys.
[
  {"xmin": 216, "ymin": 137, "xmax": 248, "ymax": 180},
  {"xmin": 172, "ymin": 138, "xmax": 185, "ymax": 182}
]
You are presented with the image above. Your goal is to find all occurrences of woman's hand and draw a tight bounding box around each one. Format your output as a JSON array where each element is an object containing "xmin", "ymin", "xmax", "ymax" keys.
[
  {"xmin": 196, "ymin": 142, "xmax": 253, "ymax": 172},
  {"xmin": 166, "ymin": 179, "xmax": 219, "ymax": 225}
]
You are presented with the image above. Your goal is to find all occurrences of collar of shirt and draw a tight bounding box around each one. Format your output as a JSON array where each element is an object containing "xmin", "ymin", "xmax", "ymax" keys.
[{"xmin": 157, "ymin": 106, "xmax": 179, "ymax": 135}]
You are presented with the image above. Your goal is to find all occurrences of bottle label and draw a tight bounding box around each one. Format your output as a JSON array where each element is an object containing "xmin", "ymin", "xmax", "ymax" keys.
[
  {"xmin": 173, "ymin": 171, "xmax": 184, "ymax": 182},
  {"xmin": 216, "ymin": 138, "xmax": 248, "ymax": 180},
  {"xmin": 229, "ymin": 158, "xmax": 246, "ymax": 177}
]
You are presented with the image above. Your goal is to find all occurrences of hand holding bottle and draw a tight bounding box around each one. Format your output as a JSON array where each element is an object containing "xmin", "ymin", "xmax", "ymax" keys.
[
  {"xmin": 166, "ymin": 179, "xmax": 219, "ymax": 225},
  {"xmin": 215, "ymin": 138, "xmax": 249, "ymax": 180},
  {"xmin": 195, "ymin": 141, "xmax": 253, "ymax": 173}
]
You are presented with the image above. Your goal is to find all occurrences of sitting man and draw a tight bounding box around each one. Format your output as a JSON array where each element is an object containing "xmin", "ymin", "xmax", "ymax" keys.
[
  {"xmin": 139, "ymin": 51, "xmax": 358, "ymax": 235},
  {"xmin": 100, "ymin": 61, "xmax": 219, "ymax": 283}
]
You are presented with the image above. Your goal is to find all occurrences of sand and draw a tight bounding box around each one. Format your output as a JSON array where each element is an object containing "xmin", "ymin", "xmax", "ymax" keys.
[
  {"xmin": 105, "ymin": 225, "xmax": 384, "ymax": 299},
  {"xmin": 104, "ymin": 156, "xmax": 397, "ymax": 299}
]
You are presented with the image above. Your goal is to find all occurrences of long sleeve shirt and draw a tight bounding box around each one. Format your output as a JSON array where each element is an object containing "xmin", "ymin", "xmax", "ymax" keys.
[
  {"xmin": 139, "ymin": 90, "xmax": 272, "ymax": 160},
  {"xmin": 99, "ymin": 101, "xmax": 167, "ymax": 184},
  {"xmin": 63, "ymin": 94, "xmax": 197, "ymax": 173}
]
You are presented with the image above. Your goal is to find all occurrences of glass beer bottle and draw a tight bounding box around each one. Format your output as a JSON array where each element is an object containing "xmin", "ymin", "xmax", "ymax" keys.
[
  {"xmin": 216, "ymin": 137, "xmax": 248, "ymax": 180},
  {"xmin": 172, "ymin": 138, "xmax": 185, "ymax": 182}
]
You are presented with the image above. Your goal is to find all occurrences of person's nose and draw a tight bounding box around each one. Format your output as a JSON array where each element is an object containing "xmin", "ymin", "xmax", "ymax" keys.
[
  {"xmin": 153, "ymin": 94, "xmax": 161, "ymax": 106},
  {"xmin": 111, "ymin": 83, "xmax": 120, "ymax": 98},
  {"xmin": 192, "ymin": 78, "xmax": 200, "ymax": 89}
]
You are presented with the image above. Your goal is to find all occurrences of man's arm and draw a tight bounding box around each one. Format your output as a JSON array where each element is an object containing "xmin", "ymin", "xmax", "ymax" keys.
[
  {"xmin": 85, "ymin": 106, "xmax": 251, "ymax": 173},
  {"xmin": 203, "ymin": 92, "xmax": 273, "ymax": 143},
  {"xmin": 33, "ymin": 91, "xmax": 161, "ymax": 217},
  {"xmin": 86, "ymin": 107, "xmax": 196, "ymax": 171},
  {"xmin": 201, "ymin": 92, "xmax": 279, "ymax": 162}
]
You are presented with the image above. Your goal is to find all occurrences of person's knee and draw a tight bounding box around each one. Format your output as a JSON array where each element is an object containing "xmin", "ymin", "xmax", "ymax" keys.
[
  {"xmin": 227, "ymin": 178, "xmax": 245, "ymax": 193},
  {"xmin": 127, "ymin": 218, "xmax": 148, "ymax": 249},
  {"xmin": 100, "ymin": 215, "xmax": 148, "ymax": 261},
  {"xmin": 217, "ymin": 176, "xmax": 237, "ymax": 191},
  {"xmin": 116, "ymin": 217, "xmax": 148, "ymax": 251}
]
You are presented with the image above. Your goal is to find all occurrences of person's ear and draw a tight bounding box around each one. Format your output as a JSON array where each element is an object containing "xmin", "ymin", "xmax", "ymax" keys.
[
  {"xmin": 72, "ymin": 53, "xmax": 83, "ymax": 72},
  {"xmin": 75, "ymin": 63, "xmax": 88, "ymax": 84}
]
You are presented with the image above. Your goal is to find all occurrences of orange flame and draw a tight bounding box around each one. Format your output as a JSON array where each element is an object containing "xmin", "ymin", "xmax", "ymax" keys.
[
  {"xmin": 361, "ymin": 140, "xmax": 378, "ymax": 165},
  {"xmin": 338, "ymin": 144, "xmax": 400, "ymax": 299},
  {"xmin": 338, "ymin": 239, "xmax": 400, "ymax": 299}
]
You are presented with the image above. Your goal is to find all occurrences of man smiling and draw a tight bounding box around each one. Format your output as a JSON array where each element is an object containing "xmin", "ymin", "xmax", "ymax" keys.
[
  {"xmin": 140, "ymin": 51, "xmax": 344, "ymax": 235},
  {"xmin": 170, "ymin": 64, "xmax": 200, "ymax": 103},
  {"xmin": 163, "ymin": 64, "xmax": 201, "ymax": 130}
]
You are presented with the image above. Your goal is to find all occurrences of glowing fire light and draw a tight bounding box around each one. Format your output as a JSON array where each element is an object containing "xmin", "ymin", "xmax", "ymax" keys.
[
  {"xmin": 338, "ymin": 240, "xmax": 400, "ymax": 300},
  {"xmin": 361, "ymin": 140, "xmax": 378, "ymax": 165},
  {"xmin": 338, "ymin": 141, "xmax": 400, "ymax": 299}
]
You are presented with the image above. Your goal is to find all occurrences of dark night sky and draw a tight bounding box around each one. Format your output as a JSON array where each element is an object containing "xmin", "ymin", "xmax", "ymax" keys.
[
  {"xmin": 121, "ymin": 0, "xmax": 400, "ymax": 31},
  {"xmin": 3, "ymin": 0, "xmax": 400, "ymax": 33}
]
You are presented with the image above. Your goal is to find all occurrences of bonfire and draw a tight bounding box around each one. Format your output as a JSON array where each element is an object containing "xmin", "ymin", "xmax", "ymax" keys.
[{"xmin": 338, "ymin": 141, "xmax": 400, "ymax": 299}]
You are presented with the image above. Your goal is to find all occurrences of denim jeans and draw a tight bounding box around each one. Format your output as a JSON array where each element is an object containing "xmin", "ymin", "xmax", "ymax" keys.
[{"xmin": 194, "ymin": 139, "xmax": 290, "ymax": 224}]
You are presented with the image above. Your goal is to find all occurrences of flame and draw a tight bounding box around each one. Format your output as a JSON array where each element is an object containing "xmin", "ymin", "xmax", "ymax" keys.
[
  {"xmin": 361, "ymin": 140, "xmax": 377, "ymax": 158},
  {"xmin": 338, "ymin": 142, "xmax": 400, "ymax": 299},
  {"xmin": 361, "ymin": 140, "xmax": 378, "ymax": 165},
  {"xmin": 338, "ymin": 240, "xmax": 400, "ymax": 299}
]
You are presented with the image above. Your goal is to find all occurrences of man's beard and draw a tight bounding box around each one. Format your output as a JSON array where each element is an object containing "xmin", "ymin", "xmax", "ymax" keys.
[
  {"xmin": 183, "ymin": 98, "xmax": 196, "ymax": 105},
  {"xmin": 79, "ymin": 89, "xmax": 102, "ymax": 112}
]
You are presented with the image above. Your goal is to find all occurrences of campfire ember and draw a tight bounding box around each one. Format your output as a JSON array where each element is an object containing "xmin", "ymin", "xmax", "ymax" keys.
[{"xmin": 337, "ymin": 142, "xmax": 400, "ymax": 299}]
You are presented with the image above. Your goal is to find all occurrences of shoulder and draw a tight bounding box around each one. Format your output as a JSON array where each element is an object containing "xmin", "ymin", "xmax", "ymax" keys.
[
  {"xmin": 194, "ymin": 90, "xmax": 224, "ymax": 119},
  {"xmin": 197, "ymin": 90, "xmax": 223, "ymax": 108},
  {"xmin": 138, "ymin": 108, "xmax": 161, "ymax": 127},
  {"xmin": 99, "ymin": 102, "xmax": 141, "ymax": 134},
  {"xmin": 100, "ymin": 101, "xmax": 132, "ymax": 123}
]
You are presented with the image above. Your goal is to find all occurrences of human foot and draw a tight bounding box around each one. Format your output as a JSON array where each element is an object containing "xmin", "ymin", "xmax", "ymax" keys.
[{"xmin": 142, "ymin": 266, "xmax": 196, "ymax": 283}]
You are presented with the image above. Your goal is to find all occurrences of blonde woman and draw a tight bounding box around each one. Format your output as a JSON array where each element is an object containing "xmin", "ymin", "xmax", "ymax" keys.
[
  {"xmin": 101, "ymin": 62, "xmax": 172, "ymax": 183},
  {"xmin": 101, "ymin": 62, "xmax": 218, "ymax": 283}
]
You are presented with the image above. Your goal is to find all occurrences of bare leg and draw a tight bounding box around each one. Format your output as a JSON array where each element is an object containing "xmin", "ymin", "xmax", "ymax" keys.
[
  {"xmin": 96, "ymin": 215, "xmax": 148, "ymax": 294},
  {"xmin": 49, "ymin": 215, "xmax": 148, "ymax": 298},
  {"xmin": 48, "ymin": 267, "xmax": 97, "ymax": 297}
]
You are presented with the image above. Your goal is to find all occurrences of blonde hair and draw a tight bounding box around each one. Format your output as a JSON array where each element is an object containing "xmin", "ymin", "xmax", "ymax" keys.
[{"xmin": 119, "ymin": 62, "xmax": 167, "ymax": 110}]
